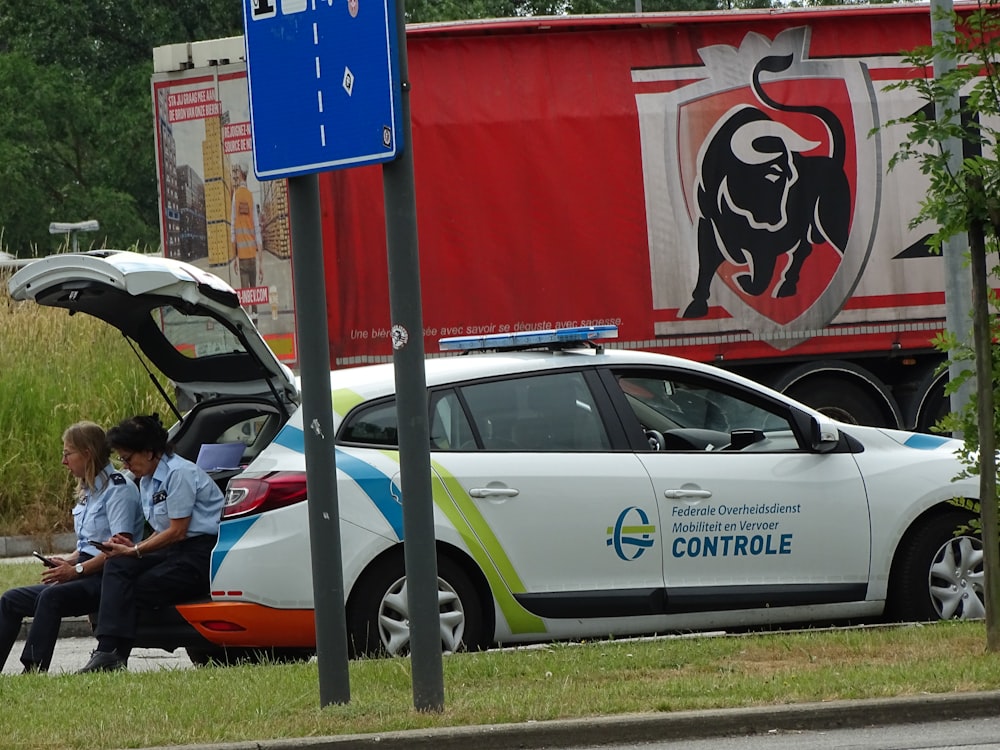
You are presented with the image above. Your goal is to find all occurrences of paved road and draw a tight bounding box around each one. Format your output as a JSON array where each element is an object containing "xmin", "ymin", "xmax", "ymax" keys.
[
  {"xmin": 2, "ymin": 636, "xmax": 192, "ymax": 675},
  {"xmin": 570, "ymin": 715, "xmax": 1000, "ymax": 749}
]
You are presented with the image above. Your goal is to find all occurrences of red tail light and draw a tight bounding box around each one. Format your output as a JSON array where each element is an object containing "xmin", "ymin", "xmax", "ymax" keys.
[{"xmin": 223, "ymin": 472, "xmax": 308, "ymax": 518}]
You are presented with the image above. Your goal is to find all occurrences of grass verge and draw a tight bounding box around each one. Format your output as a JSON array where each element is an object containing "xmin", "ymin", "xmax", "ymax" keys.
[
  {"xmin": 0, "ymin": 559, "xmax": 62, "ymax": 591},
  {"xmin": 0, "ymin": 620, "xmax": 996, "ymax": 749}
]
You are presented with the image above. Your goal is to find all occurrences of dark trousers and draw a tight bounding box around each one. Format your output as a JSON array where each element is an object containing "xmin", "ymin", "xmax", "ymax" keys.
[
  {"xmin": 0, "ymin": 575, "xmax": 102, "ymax": 671},
  {"xmin": 94, "ymin": 534, "xmax": 215, "ymax": 647}
]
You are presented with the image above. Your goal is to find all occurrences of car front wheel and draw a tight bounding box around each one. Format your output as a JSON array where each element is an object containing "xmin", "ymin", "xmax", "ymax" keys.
[
  {"xmin": 890, "ymin": 510, "xmax": 985, "ymax": 622},
  {"xmin": 347, "ymin": 551, "xmax": 485, "ymax": 658}
]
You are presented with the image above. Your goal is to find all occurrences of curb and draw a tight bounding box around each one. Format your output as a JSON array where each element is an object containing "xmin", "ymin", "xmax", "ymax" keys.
[
  {"xmin": 18, "ymin": 616, "xmax": 93, "ymax": 642},
  {"xmin": 137, "ymin": 690, "xmax": 1000, "ymax": 750},
  {"xmin": 1, "ymin": 533, "xmax": 76, "ymax": 559}
]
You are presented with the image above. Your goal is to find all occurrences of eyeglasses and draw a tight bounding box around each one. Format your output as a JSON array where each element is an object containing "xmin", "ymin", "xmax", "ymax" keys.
[
  {"xmin": 117, "ymin": 452, "xmax": 136, "ymax": 467},
  {"xmin": 61, "ymin": 450, "xmax": 79, "ymax": 460}
]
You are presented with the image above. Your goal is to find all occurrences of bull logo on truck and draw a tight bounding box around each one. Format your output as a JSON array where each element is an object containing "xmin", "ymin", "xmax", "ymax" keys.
[
  {"xmin": 684, "ymin": 54, "xmax": 851, "ymax": 319},
  {"xmin": 634, "ymin": 27, "xmax": 878, "ymax": 347}
]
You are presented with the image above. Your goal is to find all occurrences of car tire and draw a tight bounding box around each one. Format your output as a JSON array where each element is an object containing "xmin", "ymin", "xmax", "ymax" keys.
[
  {"xmin": 889, "ymin": 509, "xmax": 985, "ymax": 622},
  {"xmin": 346, "ymin": 551, "xmax": 485, "ymax": 659}
]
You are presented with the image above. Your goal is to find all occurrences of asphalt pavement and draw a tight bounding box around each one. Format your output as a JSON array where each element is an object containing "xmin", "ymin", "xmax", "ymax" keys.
[{"xmin": 5, "ymin": 534, "xmax": 1000, "ymax": 750}]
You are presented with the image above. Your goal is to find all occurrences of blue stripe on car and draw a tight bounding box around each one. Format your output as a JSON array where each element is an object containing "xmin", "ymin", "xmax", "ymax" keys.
[
  {"xmin": 212, "ymin": 515, "xmax": 257, "ymax": 580},
  {"xmin": 273, "ymin": 424, "xmax": 404, "ymax": 538},
  {"xmin": 903, "ymin": 433, "xmax": 949, "ymax": 449}
]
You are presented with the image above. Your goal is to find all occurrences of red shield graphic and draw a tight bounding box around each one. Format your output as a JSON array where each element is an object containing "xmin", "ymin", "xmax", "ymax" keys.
[
  {"xmin": 677, "ymin": 79, "xmax": 858, "ymax": 326},
  {"xmin": 634, "ymin": 27, "xmax": 879, "ymax": 347}
]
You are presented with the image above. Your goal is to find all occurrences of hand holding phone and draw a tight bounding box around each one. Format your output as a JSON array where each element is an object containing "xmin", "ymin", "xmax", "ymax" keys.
[
  {"xmin": 32, "ymin": 551, "xmax": 58, "ymax": 568},
  {"xmin": 88, "ymin": 539, "xmax": 111, "ymax": 552}
]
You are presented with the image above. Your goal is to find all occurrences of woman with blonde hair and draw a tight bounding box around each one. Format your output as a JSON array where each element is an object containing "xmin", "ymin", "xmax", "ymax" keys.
[{"xmin": 0, "ymin": 421, "xmax": 143, "ymax": 673}]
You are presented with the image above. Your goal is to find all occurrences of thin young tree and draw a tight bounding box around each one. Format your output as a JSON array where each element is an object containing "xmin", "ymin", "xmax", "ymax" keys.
[{"xmin": 884, "ymin": 2, "xmax": 1000, "ymax": 649}]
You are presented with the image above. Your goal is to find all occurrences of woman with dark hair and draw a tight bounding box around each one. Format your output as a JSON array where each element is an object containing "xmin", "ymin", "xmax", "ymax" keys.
[
  {"xmin": 79, "ymin": 414, "xmax": 223, "ymax": 673},
  {"xmin": 0, "ymin": 421, "xmax": 143, "ymax": 673}
]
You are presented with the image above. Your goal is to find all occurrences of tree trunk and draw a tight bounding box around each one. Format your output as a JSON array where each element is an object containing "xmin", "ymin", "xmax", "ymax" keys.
[{"xmin": 968, "ymin": 217, "xmax": 1000, "ymax": 651}]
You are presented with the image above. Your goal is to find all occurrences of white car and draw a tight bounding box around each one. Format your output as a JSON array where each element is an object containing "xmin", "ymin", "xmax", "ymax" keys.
[{"xmin": 8, "ymin": 251, "xmax": 985, "ymax": 663}]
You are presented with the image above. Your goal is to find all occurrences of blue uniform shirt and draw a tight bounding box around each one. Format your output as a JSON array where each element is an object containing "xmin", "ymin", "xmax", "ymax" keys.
[
  {"xmin": 74, "ymin": 464, "xmax": 144, "ymax": 557},
  {"xmin": 140, "ymin": 452, "xmax": 223, "ymax": 537}
]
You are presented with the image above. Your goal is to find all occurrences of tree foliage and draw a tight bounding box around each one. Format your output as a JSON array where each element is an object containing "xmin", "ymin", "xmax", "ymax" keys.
[
  {"xmin": 3, "ymin": 0, "xmax": 789, "ymax": 255},
  {"xmin": 0, "ymin": 1, "xmax": 243, "ymax": 256},
  {"xmin": 882, "ymin": 2, "xmax": 1000, "ymax": 649}
]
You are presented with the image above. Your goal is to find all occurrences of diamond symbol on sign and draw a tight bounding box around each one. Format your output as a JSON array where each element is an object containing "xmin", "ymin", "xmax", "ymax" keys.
[{"xmin": 342, "ymin": 67, "xmax": 354, "ymax": 96}]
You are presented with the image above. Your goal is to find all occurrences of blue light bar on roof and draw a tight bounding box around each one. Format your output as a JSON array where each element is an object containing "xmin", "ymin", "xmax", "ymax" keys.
[{"xmin": 439, "ymin": 325, "xmax": 619, "ymax": 352}]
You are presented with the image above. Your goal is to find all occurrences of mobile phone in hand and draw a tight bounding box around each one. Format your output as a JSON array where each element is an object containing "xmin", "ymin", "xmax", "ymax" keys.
[
  {"xmin": 32, "ymin": 551, "xmax": 58, "ymax": 568},
  {"xmin": 88, "ymin": 540, "xmax": 110, "ymax": 551}
]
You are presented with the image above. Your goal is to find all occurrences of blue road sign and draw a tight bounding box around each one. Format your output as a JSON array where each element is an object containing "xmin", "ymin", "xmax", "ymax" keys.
[{"xmin": 242, "ymin": 0, "xmax": 403, "ymax": 179}]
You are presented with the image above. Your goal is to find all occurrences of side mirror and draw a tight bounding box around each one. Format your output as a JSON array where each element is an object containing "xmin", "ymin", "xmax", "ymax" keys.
[
  {"xmin": 810, "ymin": 416, "xmax": 841, "ymax": 452},
  {"xmin": 791, "ymin": 409, "xmax": 841, "ymax": 452}
]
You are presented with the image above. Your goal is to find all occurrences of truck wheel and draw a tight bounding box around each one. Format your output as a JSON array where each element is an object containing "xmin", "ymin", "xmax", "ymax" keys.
[
  {"xmin": 888, "ymin": 510, "xmax": 984, "ymax": 622},
  {"xmin": 772, "ymin": 361, "xmax": 900, "ymax": 428},
  {"xmin": 911, "ymin": 368, "xmax": 949, "ymax": 434},
  {"xmin": 347, "ymin": 551, "xmax": 485, "ymax": 659}
]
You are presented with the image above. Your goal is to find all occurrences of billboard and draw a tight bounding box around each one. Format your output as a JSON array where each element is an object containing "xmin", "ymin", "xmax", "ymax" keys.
[{"xmin": 152, "ymin": 63, "xmax": 297, "ymax": 365}]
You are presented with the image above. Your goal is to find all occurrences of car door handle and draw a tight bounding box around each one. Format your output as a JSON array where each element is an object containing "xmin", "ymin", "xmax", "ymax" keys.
[
  {"xmin": 663, "ymin": 489, "xmax": 713, "ymax": 499},
  {"xmin": 469, "ymin": 487, "xmax": 520, "ymax": 498}
]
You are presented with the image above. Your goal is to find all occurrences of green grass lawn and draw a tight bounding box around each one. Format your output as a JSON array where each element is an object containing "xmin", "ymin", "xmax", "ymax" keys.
[{"xmin": 0, "ymin": 619, "xmax": 996, "ymax": 750}]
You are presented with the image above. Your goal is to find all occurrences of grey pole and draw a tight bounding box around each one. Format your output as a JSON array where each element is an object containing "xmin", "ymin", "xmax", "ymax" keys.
[
  {"xmin": 382, "ymin": 0, "xmax": 445, "ymax": 712},
  {"xmin": 931, "ymin": 0, "xmax": 974, "ymax": 419},
  {"xmin": 288, "ymin": 173, "xmax": 352, "ymax": 706}
]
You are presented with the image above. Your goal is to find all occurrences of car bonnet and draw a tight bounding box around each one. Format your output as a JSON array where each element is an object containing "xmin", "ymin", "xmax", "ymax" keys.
[{"xmin": 7, "ymin": 250, "xmax": 297, "ymax": 405}]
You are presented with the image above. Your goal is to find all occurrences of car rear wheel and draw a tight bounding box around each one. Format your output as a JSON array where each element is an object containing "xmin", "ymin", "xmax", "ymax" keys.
[
  {"xmin": 346, "ymin": 551, "xmax": 485, "ymax": 659},
  {"xmin": 889, "ymin": 510, "xmax": 985, "ymax": 621}
]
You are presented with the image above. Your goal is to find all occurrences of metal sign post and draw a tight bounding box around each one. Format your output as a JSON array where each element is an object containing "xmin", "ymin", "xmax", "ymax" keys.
[
  {"xmin": 380, "ymin": 0, "xmax": 445, "ymax": 712},
  {"xmin": 288, "ymin": 173, "xmax": 351, "ymax": 706},
  {"xmin": 242, "ymin": 0, "xmax": 404, "ymax": 706},
  {"xmin": 242, "ymin": 0, "xmax": 443, "ymax": 710}
]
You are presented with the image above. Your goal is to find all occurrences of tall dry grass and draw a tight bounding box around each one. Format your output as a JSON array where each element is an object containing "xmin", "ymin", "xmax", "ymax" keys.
[{"xmin": 0, "ymin": 271, "xmax": 161, "ymax": 537}]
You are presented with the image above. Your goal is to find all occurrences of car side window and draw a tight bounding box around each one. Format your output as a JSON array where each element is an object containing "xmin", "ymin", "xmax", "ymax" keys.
[
  {"xmin": 459, "ymin": 371, "xmax": 611, "ymax": 451},
  {"xmin": 429, "ymin": 390, "xmax": 476, "ymax": 451},
  {"xmin": 341, "ymin": 400, "xmax": 399, "ymax": 446},
  {"xmin": 340, "ymin": 373, "xmax": 612, "ymax": 451},
  {"xmin": 616, "ymin": 372, "xmax": 797, "ymax": 452}
]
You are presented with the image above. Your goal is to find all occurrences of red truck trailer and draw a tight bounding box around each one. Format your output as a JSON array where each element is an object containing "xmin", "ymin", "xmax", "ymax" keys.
[{"xmin": 152, "ymin": 4, "xmax": 962, "ymax": 431}]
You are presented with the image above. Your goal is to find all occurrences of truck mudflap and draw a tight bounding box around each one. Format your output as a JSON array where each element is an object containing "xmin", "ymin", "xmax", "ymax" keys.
[{"xmin": 171, "ymin": 601, "xmax": 317, "ymax": 649}]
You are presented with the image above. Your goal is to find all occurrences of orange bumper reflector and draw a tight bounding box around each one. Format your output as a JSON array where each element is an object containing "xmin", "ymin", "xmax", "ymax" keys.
[
  {"xmin": 175, "ymin": 601, "xmax": 317, "ymax": 648},
  {"xmin": 201, "ymin": 621, "xmax": 247, "ymax": 632}
]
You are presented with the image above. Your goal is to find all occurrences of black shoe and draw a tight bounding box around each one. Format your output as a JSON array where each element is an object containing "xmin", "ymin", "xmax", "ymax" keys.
[{"xmin": 78, "ymin": 649, "xmax": 127, "ymax": 673}]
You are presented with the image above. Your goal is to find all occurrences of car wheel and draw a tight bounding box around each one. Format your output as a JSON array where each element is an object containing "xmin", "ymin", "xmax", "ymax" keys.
[
  {"xmin": 347, "ymin": 551, "xmax": 485, "ymax": 659},
  {"xmin": 890, "ymin": 510, "xmax": 985, "ymax": 621}
]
